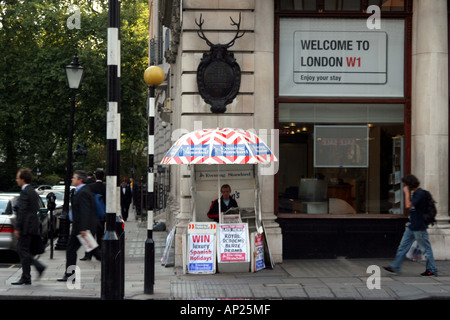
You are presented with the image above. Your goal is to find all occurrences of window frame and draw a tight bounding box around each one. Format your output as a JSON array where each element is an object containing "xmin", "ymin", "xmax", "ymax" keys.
[{"xmin": 274, "ymin": 0, "xmax": 413, "ymax": 217}]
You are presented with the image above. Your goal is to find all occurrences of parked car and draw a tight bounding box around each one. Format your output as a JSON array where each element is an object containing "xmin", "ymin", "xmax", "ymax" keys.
[
  {"xmin": 35, "ymin": 185, "xmax": 53, "ymax": 193},
  {"xmin": 52, "ymin": 185, "xmax": 75, "ymax": 192},
  {"xmin": 0, "ymin": 193, "xmax": 50, "ymax": 252}
]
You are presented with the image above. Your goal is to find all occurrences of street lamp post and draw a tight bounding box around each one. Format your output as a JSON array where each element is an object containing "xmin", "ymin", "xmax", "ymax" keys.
[
  {"xmin": 101, "ymin": 0, "xmax": 123, "ymax": 300},
  {"xmin": 55, "ymin": 52, "xmax": 84, "ymax": 251},
  {"xmin": 143, "ymin": 65, "xmax": 165, "ymax": 294}
]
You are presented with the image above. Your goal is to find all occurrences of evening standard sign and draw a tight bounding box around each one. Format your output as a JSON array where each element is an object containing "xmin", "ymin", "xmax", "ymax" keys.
[
  {"xmin": 187, "ymin": 223, "xmax": 217, "ymax": 274},
  {"xmin": 294, "ymin": 31, "xmax": 387, "ymax": 84},
  {"xmin": 218, "ymin": 224, "xmax": 249, "ymax": 263}
]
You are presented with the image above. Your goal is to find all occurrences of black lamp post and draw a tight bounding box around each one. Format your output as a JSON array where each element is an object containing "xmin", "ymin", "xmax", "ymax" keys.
[
  {"xmin": 143, "ymin": 65, "xmax": 164, "ymax": 294},
  {"xmin": 55, "ymin": 52, "xmax": 84, "ymax": 251}
]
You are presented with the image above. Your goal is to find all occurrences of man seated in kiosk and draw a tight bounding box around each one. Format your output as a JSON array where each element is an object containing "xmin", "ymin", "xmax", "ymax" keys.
[{"xmin": 207, "ymin": 184, "xmax": 239, "ymax": 223}]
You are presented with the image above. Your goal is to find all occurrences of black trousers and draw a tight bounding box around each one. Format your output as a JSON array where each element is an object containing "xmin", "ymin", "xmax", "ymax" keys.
[
  {"xmin": 65, "ymin": 232, "xmax": 101, "ymax": 275},
  {"xmin": 121, "ymin": 205, "xmax": 130, "ymax": 221},
  {"xmin": 17, "ymin": 235, "xmax": 45, "ymax": 281}
]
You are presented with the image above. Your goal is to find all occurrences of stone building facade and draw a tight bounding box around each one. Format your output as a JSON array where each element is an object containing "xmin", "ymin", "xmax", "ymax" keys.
[{"xmin": 150, "ymin": 0, "xmax": 450, "ymax": 265}]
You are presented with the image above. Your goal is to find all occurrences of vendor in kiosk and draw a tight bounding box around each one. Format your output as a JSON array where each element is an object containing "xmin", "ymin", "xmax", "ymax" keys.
[{"xmin": 207, "ymin": 184, "xmax": 238, "ymax": 223}]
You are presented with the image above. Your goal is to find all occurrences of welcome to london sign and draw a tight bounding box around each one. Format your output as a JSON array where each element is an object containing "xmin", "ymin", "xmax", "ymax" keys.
[
  {"xmin": 279, "ymin": 18, "xmax": 405, "ymax": 97},
  {"xmin": 294, "ymin": 31, "xmax": 387, "ymax": 85}
]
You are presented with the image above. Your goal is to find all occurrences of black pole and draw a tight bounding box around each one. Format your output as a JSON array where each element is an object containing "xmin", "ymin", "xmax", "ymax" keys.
[
  {"xmin": 55, "ymin": 95, "xmax": 75, "ymax": 250},
  {"xmin": 115, "ymin": 216, "xmax": 125, "ymax": 299},
  {"xmin": 144, "ymin": 86, "xmax": 156, "ymax": 294},
  {"xmin": 144, "ymin": 229, "xmax": 155, "ymax": 294},
  {"xmin": 49, "ymin": 207, "xmax": 54, "ymax": 259},
  {"xmin": 101, "ymin": 213, "xmax": 120, "ymax": 299},
  {"xmin": 101, "ymin": 0, "xmax": 122, "ymax": 300},
  {"xmin": 46, "ymin": 192, "xmax": 56, "ymax": 260},
  {"xmin": 115, "ymin": 0, "xmax": 125, "ymax": 299}
]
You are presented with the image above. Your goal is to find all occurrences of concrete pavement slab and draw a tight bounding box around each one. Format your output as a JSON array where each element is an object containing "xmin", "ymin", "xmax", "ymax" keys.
[
  {"xmin": 355, "ymin": 286, "xmax": 393, "ymax": 299},
  {"xmin": 2, "ymin": 208, "xmax": 450, "ymax": 301},
  {"xmin": 303, "ymin": 286, "xmax": 335, "ymax": 299},
  {"xmin": 278, "ymin": 285, "xmax": 308, "ymax": 299},
  {"xmin": 328, "ymin": 284, "xmax": 363, "ymax": 299}
]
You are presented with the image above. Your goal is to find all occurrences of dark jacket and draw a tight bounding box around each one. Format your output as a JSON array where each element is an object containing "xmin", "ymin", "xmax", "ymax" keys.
[
  {"xmin": 88, "ymin": 181, "xmax": 106, "ymax": 201},
  {"xmin": 16, "ymin": 185, "xmax": 40, "ymax": 235},
  {"xmin": 207, "ymin": 196, "xmax": 238, "ymax": 222},
  {"xmin": 70, "ymin": 185, "xmax": 97, "ymax": 235},
  {"xmin": 120, "ymin": 184, "xmax": 132, "ymax": 207},
  {"xmin": 409, "ymin": 188, "xmax": 428, "ymax": 231}
]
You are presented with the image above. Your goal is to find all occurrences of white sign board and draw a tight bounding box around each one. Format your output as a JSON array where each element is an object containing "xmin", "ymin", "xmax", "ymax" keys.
[
  {"xmin": 252, "ymin": 233, "xmax": 265, "ymax": 272},
  {"xmin": 196, "ymin": 170, "xmax": 254, "ymax": 181},
  {"xmin": 187, "ymin": 222, "xmax": 217, "ymax": 274},
  {"xmin": 218, "ymin": 224, "xmax": 249, "ymax": 263},
  {"xmin": 279, "ymin": 18, "xmax": 404, "ymax": 97},
  {"xmin": 161, "ymin": 226, "xmax": 175, "ymax": 266},
  {"xmin": 293, "ymin": 31, "xmax": 387, "ymax": 84}
]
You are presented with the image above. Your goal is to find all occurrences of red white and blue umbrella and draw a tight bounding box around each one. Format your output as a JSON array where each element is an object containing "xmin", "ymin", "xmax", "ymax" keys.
[{"xmin": 161, "ymin": 128, "xmax": 277, "ymax": 165}]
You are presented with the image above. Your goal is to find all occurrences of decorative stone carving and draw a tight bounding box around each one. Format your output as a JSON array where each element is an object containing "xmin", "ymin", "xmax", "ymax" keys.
[{"xmin": 195, "ymin": 13, "xmax": 245, "ymax": 113}]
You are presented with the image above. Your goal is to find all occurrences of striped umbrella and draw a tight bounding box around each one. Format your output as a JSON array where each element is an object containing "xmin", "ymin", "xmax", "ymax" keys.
[
  {"xmin": 161, "ymin": 128, "xmax": 277, "ymax": 222},
  {"xmin": 161, "ymin": 128, "xmax": 277, "ymax": 165}
]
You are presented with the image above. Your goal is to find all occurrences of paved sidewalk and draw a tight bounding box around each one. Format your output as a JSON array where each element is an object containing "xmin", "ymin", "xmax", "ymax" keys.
[{"xmin": 2, "ymin": 212, "xmax": 450, "ymax": 300}]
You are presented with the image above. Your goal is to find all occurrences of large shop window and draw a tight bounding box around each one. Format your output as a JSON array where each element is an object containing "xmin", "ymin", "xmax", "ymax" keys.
[
  {"xmin": 277, "ymin": 15, "xmax": 407, "ymax": 216},
  {"xmin": 278, "ymin": 103, "xmax": 404, "ymax": 215}
]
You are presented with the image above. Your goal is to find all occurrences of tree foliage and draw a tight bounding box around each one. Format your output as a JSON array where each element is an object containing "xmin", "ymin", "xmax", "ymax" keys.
[{"xmin": 0, "ymin": 0, "xmax": 150, "ymax": 190}]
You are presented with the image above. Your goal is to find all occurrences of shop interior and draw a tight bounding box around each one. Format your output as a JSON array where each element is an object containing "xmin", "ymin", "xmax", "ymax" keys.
[{"xmin": 277, "ymin": 103, "xmax": 404, "ymax": 215}]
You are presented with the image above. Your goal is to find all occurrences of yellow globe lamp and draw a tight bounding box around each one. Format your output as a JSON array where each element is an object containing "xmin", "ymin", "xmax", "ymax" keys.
[{"xmin": 144, "ymin": 65, "xmax": 165, "ymax": 86}]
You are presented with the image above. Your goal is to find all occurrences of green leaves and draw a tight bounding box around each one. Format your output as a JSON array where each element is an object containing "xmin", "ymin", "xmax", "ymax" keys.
[{"xmin": 0, "ymin": 0, "xmax": 150, "ymax": 189}]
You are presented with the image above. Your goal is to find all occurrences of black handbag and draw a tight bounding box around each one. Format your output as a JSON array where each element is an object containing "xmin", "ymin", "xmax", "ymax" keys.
[{"xmin": 30, "ymin": 235, "xmax": 45, "ymax": 255}]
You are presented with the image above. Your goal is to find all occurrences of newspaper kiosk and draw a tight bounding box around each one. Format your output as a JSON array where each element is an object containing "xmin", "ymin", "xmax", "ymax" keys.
[{"xmin": 183, "ymin": 164, "xmax": 269, "ymax": 273}]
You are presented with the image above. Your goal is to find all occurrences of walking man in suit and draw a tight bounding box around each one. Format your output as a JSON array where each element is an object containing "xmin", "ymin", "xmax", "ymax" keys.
[
  {"xmin": 12, "ymin": 168, "xmax": 46, "ymax": 285},
  {"xmin": 58, "ymin": 170, "xmax": 101, "ymax": 282},
  {"xmin": 81, "ymin": 169, "xmax": 106, "ymax": 261},
  {"xmin": 120, "ymin": 178, "xmax": 132, "ymax": 221}
]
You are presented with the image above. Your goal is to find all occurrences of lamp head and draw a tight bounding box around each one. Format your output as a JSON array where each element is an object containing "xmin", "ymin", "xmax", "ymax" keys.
[{"xmin": 65, "ymin": 52, "xmax": 84, "ymax": 89}]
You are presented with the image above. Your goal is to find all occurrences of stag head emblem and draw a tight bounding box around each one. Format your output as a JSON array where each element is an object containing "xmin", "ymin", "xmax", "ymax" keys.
[{"xmin": 195, "ymin": 13, "xmax": 245, "ymax": 113}]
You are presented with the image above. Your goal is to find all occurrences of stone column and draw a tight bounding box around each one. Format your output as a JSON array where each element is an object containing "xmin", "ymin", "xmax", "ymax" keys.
[
  {"xmin": 412, "ymin": 0, "xmax": 449, "ymax": 259},
  {"xmin": 253, "ymin": 0, "xmax": 283, "ymax": 263}
]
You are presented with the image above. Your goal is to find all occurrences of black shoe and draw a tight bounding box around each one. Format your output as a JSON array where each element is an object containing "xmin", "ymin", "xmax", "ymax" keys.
[
  {"xmin": 420, "ymin": 270, "xmax": 437, "ymax": 277},
  {"xmin": 383, "ymin": 266, "xmax": 397, "ymax": 274},
  {"xmin": 36, "ymin": 265, "xmax": 46, "ymax": 279},
  {"xmin": 57, "ymin": 274, "xmax": 73, "ymax": 282},
  {"xmin": 12, "ymin": 278, "xmax": 31, "ymax": 285},
  {"xmin": 80, "ymin": 255, "xmax": 91, "ymax": 261}
]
